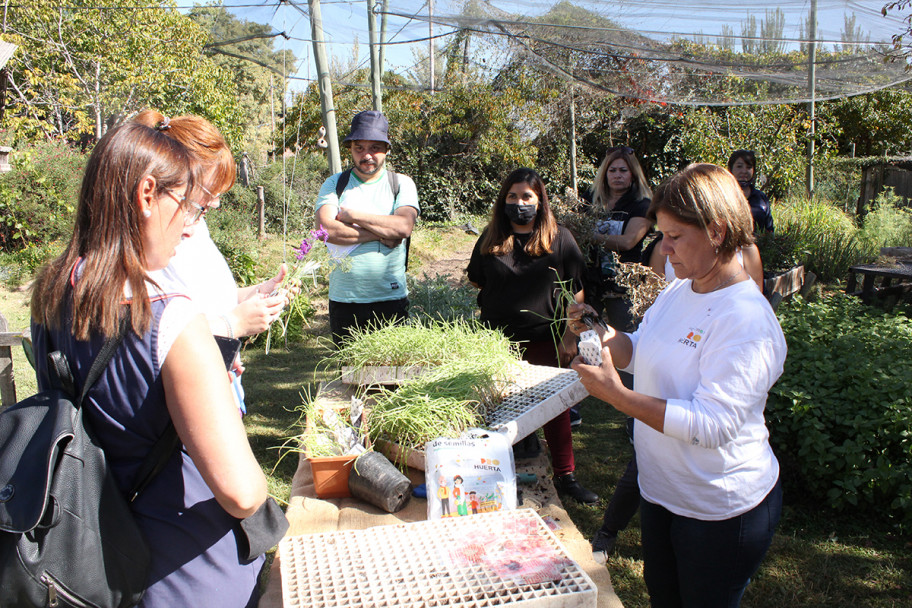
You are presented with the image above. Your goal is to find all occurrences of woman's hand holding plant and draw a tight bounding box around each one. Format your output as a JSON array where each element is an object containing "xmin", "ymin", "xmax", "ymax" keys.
[{"xmin": 263, "ymin": 227, "xmax": 331, "ymax": 353}]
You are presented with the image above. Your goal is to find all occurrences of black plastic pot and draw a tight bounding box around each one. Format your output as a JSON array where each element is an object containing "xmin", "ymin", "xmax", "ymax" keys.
[{"xmin": 348, "ymin": 451, "xmax": 412, "ymax": 513}]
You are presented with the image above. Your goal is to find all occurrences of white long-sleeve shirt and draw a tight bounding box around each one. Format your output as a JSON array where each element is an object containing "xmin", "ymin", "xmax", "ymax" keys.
[{"xmin": 622, "ymin": 278, "xmax": 787, "ymax": 520}]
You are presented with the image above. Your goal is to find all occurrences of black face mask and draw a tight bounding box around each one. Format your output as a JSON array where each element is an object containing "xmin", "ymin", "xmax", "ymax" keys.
[
  {"xmin": 737, "ymin": 179, "xmax": 752, "ymax": 189},
  {"xmin": 505, "ymin": 204, "xmax": 537, "ymax": 225}
]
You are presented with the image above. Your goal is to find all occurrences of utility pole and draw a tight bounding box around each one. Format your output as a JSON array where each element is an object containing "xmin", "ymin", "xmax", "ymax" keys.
[
  {"xmin": 269, "ymin": 75, "xmax": 276, "ymax": 159},
  {"xmin": 569, "ymin": 87, "xmax": 578, "ymax": 195},
  {"xmin": 367, "ymin": 0, "xmax": 382, "ymax": 112},
  {"xmin": 309, "ymin": 0, "xmax": 341, "ymax": 173},
  {"xmin": 379, "ymin": 0, "xmax": 389, "ymax": 86},
  {"xmin": 428, "ymin": 0, "xmax": 435, "ymax": 93},
  {"xmin": 806, "ymin": 0, "xmax": 817, "ymax": 198}
]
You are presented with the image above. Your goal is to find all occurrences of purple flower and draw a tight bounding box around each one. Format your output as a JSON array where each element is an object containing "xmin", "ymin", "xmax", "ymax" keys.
[
  {"xmin": 311, "ymin": 226, "xmax": 329, "ymax": 242},
  {"xmin": 295, "ymin": 238, "xmax": 313, "ymax": 261}
]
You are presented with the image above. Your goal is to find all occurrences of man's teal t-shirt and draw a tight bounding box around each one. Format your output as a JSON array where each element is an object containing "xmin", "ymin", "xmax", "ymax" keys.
[{"xmin": 314, "ymin": 168, "xmax": 420, "ymax": 303}]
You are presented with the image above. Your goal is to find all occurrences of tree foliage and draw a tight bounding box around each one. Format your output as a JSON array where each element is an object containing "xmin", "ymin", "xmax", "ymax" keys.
[
  {"xmin": 189, "ymin": 5, "xmax": 296, "ymax": 155},
  {"xmin": 283, "ymin": 67, "xmax": 535, "ymax": 221},
  {"xmin": 3, "ymin": 0, "xmax": 244, "ymax": 147},
  {"xmin": 819, "ymin": 87, "xmax": 912, "ymax": 157},
  {"xmin": 883, "ymin": 0, "xmax": 912, "ymax": 70}
]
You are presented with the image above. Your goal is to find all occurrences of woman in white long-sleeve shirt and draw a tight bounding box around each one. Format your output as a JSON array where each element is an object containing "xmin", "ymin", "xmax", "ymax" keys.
[{"xmin": 569, "ymin": 163, "xmax": 786, "ymax": 608}]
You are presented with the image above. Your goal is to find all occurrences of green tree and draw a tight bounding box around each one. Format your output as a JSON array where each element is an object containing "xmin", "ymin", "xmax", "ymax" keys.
[
  {"xmin": 4, "ymin": 0, "xmax": 243, "ymax": 146},
  {"xmin": 188, "ymin": 6, "xmax": 295, "ymax": 156},
  {"xmin": 818, "ymin": 87, "xmax": 912, "ymax": 156},
  {"xmin": 283, "ymin": 67, "xmax": 535, "ymax": 220}
]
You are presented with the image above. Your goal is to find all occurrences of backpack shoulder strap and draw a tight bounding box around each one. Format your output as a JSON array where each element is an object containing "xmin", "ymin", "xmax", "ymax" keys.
[
  {"xmin": 387, "ymin": 170, "xmax": 400, "ymax": 200},
  {"xmin": 335, "ymin": 168, "xmax": 353, "ymax": 199},
  {"xmin": 76, "ymin": 320, "xmax": 128, "ymax": 408}
]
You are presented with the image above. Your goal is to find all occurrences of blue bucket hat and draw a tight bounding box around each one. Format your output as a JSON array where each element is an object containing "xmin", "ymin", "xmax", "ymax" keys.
[{"xmin": 343, "ymin": 110, "xmax": 390, "ymax": 146}]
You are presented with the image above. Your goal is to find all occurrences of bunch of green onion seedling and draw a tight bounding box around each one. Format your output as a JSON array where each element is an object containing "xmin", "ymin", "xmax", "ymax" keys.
[
  {"xmin": 324, "ymin": 318, "xmax": 521, "ymax": 370},
  {"xmin": 293, "ymin": 390, "xmax": 367, "ymax": 458},
  {"xmin": 366, "ymin": 359, "xmax": 510, "ymax": 466}
]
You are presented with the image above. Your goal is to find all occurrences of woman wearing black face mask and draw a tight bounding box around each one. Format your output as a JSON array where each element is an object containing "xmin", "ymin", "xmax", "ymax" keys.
[
  {"xmin": 466, "ymin": 168, "xmax": 598, "ymax": 505},
  {"xmin": 727, "ymin": 149, "xmax": 774, "ymax": 233}
]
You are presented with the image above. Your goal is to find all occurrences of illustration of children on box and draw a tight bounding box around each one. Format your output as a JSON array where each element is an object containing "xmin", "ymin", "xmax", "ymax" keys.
[
  {"xmin": 434, "ymin": 473, "xmax": 505, "ymax": 518},
  {"xmin": 468, "ymin": 491, "xmax": 479, "ymax": 515},
  {"xmin": 437, "ymin": 473, "xmax": 452, "ymax": 517},
  {"xmin": 453, "ymin": 475, "xmax": 468, "ymax": 516}
]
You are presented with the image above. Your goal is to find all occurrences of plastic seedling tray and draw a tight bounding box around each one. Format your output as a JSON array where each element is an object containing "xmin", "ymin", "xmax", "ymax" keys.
[
  {"xmin": 279, "ymin": 509, "xmax": 597, "ymax": 608},
  {"xmin": 340, "ymin": 365, "xmax": 424, "ymax": 385},
  {"xmin": 484, "ymin": 363, "xmax": 588, "ymax": 445}
]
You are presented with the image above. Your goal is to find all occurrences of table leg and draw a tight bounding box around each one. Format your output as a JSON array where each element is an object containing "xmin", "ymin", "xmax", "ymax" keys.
[
  {"xmin": 861, "ymin": 273, "xmax": 876, "ymax": 304},
  {"xmin": 846, "ymin": 271, "xmax": 857, "ymax": 295}
]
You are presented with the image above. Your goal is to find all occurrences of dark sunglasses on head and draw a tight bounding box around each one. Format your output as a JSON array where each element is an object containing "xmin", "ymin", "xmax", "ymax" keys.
[{"xmin": 608, "ymin": 145, "xmax": 634, "ymax": 155}]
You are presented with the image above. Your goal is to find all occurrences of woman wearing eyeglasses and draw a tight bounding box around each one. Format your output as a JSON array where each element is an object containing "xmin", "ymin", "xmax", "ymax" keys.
[
  {"xmin": 30, "ymin": 121, "xmax": 277, "ymax": 607},
  {"xmin": 586, "ymin": 146, "xmax": 654, "ymax": 330},
  {"xmin": 132, "ymin": 111, "xmax": 298, "ymax": 416},
  {"xmin": 727, "ymin": 149, "xmax": 774, "ymax": 233},
  {"xmin": 133, "ymin": 111, "xmax": 293, "ymax": 343}
]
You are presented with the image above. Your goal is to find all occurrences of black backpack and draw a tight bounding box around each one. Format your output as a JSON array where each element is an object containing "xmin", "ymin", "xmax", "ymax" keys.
[
  {"xmin": 0, "ymin": 327, "xmax": 177, "ymax": 608},
  {"xmin": 335, "ymin": 168, "xmax": 411, "ymax": 269}
]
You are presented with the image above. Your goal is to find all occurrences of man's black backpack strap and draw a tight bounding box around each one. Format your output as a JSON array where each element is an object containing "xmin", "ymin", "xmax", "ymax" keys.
[
  {"xmin": 335, "ymin": 167, "xmax": 411, "ymax": 270},
  {"xmin": 334, "ymin": 167, "xmax": 401, "ymax": 200}
]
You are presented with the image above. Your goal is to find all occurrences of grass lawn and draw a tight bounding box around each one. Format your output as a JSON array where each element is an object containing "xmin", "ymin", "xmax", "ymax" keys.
[{"xmin": 3, "ymin": 222, "xmax": 910, "ymax": 607}]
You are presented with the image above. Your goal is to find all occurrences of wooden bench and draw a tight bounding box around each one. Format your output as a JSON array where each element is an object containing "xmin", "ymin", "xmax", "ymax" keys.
[{"xmin": 0, "ymin": 311, "xmax": 31, "ymax": 408}]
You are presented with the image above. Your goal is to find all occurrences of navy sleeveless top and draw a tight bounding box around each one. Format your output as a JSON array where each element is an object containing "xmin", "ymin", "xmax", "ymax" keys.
[{"xmin": 32, "ymin": 277, "xmax": 264, "ymax": 608}]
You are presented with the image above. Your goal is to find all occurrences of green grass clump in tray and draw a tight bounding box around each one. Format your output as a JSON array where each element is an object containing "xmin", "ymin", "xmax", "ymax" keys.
[
  {"xmin": 324, "ymin": 318, "xmax": 522, "ymax": 370},
  {"xmin": 366, "ymin": 359, "xmax": 507, "ymax": 464}
]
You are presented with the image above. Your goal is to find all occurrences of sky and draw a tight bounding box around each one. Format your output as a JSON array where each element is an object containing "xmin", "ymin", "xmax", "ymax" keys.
[{"xmin": 188, "ymin": 0, "xmax": 911, "ymax": 98}]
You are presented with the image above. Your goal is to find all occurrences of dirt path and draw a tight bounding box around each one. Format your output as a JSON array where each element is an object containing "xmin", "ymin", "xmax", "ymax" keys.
[
  {"xmin": 416, "ymin": 246, "xmax": 473, "ymax": 283},
  {"xmin": 412, "ymin": 226, "xmax": 478, "ymax": 284}
]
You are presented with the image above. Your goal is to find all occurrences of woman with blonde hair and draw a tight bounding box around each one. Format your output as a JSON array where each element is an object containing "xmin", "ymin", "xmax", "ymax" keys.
[
  {"xmin": 467, "ymin": 168, "xmax": 598, "ymax": 504},
  {"xmin": 31, "ymin": 120, "xmax": 275, "ymax": 607},
  {"xmin": 586, "ymin": 146, "xmax": 654, "ymax": 330},
  {"xmin": 569, "ymin": 163, "xmax": 785, "ymax": 607}
]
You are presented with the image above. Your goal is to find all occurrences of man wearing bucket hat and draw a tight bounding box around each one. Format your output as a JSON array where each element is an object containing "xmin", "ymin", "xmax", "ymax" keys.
[{"xmin": 315, "ymin": 110, "xmax": 420, "ymax": 345}]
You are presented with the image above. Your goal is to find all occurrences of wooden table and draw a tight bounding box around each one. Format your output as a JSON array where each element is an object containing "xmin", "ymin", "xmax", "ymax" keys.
[{"xmin": 846, "ymin": 263, "xmax": 912, "ymax": 304}]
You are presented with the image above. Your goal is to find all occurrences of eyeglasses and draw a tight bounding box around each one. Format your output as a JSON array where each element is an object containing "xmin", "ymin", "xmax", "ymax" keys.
[
  {"xmin": 165, "ymin": 190, "xmax": 209, "ymax": 226},
  {"xmin": 201, "ymin": 185, "xmax": 221, "ymax": 205}
]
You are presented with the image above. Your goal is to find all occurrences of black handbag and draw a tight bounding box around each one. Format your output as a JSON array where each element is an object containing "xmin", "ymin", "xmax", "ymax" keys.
[{"xmin": 0, "ymin": 329, "xmax": 155, "ymax": 608}]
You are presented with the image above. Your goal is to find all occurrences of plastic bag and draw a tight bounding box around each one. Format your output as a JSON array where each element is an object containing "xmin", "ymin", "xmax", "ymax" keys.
[{"xmin": 425, "ymin": 429, "xmax": 517, "ymax": 520}]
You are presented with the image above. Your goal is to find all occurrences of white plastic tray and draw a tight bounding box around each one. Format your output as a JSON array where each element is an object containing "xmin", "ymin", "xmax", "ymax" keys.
[
  {"xmin": 486, "ymin": 364, "xmax": 588, "ymax": 445},
  {"xmin": 340, "ymin": 365, "xmax": 424, "ymax": 385},
  {"xmin": 279, "ymin": 509, "xmax": 597, "ymax": 608}
]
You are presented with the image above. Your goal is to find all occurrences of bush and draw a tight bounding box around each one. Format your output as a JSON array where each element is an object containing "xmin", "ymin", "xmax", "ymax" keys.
[
  {"xmin": 768, "ymin": 198, "xmax": 867, "ymax": 282},
  {"xmin": 209, "ymin": 228, "xmax": 258, "ymax": 287},
  {"xmin": 768, "ymin": 294, "xmax": 912, "ymax": 531},
  {"xmin": 0, "ymin": 242, "xmax": 62, "ymax": 287},
  {"xmin": 856, "ymin": 188, "xmax": 912, "ymax": 256},
  {"xmin": 407, "ymin": 274, "xmax": 478, "ymax": 322},
  {"xmin": 0, "ymin": 141, "xmax": 85, "ymax": 252}
]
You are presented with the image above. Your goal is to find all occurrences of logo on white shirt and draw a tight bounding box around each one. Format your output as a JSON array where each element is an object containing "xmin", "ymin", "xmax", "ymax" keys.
[{"xmin": 678, "ymin": 327, "xmax": 704, "ymax": 349}]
